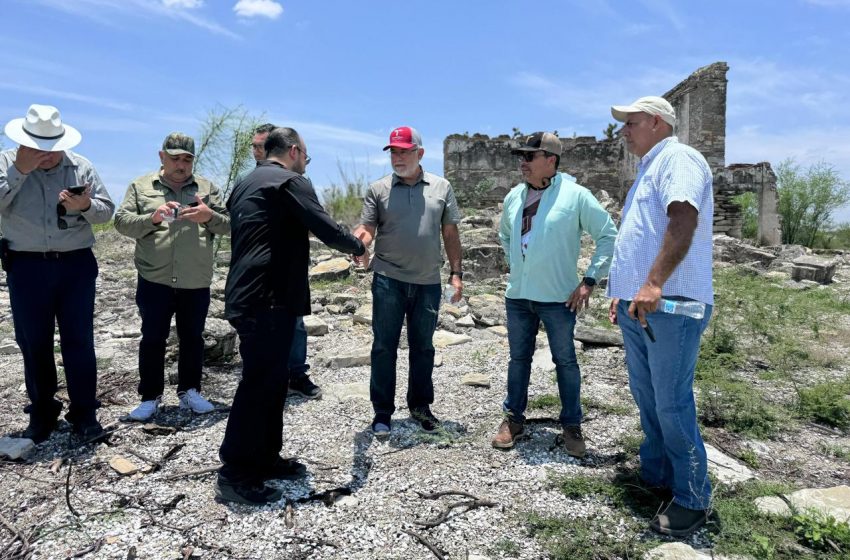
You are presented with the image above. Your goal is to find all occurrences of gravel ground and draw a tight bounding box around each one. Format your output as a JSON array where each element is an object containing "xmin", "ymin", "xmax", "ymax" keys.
[{"xmin": 0, "ymin": 232, "xmax": 848, "ymax": 560}]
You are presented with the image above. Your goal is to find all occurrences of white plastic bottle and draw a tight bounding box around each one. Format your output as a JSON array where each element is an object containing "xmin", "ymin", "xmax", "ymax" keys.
[
  {"xmin": 443, "ymin": 284, "xmax": 456, "ymax": 304},
  {"xmin": 657, "ymin": 298, "xmax": 705, "ymax": 320}
]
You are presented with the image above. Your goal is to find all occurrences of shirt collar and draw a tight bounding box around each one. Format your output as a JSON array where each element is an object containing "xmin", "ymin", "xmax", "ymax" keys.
[
  {"xmin": 392, "ymin": 167, "xmax": 428, "ymax": 187},
  {"xmin": 639, "ymin": 136, "xmax": 677, "ymax": 167}
]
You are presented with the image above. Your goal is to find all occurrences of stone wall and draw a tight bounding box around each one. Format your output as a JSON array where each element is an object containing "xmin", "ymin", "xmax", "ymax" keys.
[{"xmin": 443, "ymin": 61, "xmax": 781, "ymax": 244}]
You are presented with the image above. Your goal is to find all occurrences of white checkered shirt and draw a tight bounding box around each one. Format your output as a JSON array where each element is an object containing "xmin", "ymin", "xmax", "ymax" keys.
[{"xmin": 607, "ymin": 137, "xmax": 714, "ymax": 305}]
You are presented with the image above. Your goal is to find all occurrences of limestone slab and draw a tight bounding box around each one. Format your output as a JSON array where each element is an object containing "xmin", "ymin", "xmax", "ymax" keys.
[
  {"xmin": 324, "ymin": 382, "xmax": 370, "ymax": 401},
  {"xmin": 325, "ymin": 350, "xmax": 371, "ymax": 368},
  {"xmin": 0, "ymin": 437, "xmax": 34, "ymax": 460},
  {"xmin": 756, "ymin": 485, "xmax": 850, "ymax": 522},
  {"xmin": 303, "ymin": 315, "xmax": 329, "ymax": 336},
  {"xmin": 461, "ymin": 374, "xmax": 490, "ymax": 387},
  {"xmin": 432, "ymin": 330, "xmax": 472, "ymax": 348},
  {"xmin": 705, "ymin": 443, "xmax": 755, "ymax": 484},
  {"xmin": 109, "ymin": 456, "xmax": 140, "ymax": 476}
]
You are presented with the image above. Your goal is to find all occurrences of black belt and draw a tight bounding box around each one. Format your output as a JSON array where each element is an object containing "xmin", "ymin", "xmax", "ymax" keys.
[{"xmin": 9, "ymin": 247, "xmax": 90, "ymax": 259}]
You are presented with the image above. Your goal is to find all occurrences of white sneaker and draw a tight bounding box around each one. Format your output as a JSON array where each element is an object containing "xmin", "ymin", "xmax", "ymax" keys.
[
  {"xmin": 127, "ymin": 397, "xmax": 161, "ymax": 422},
  {"xmin": 178, "ymin": 389, "xmax": 215, "ymax": 414}
]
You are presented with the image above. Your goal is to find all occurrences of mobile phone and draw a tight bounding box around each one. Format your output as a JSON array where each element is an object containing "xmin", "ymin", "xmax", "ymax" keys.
[
  {"xmin": 67, "ymin": 185, "xmax": 87, "ymax": 195},
  {"xmin": 187, "ymin": 201, "xmax": 199, "ymax": 208}
]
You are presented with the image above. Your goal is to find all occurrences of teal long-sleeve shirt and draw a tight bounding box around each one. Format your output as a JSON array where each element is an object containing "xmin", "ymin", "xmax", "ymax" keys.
[{"xmin": 499, "ymin": 172, "xmax": 617, "ymax": 302}]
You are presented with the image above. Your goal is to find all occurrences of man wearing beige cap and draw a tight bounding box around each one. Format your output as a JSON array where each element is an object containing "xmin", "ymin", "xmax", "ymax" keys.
[
  {"xmin": 353, "ymin": 126, "xmax": 463, "ymax": 438},
  {"xmin": 115, "ymin": 133, "xmax": 229, "ymax": 422},
  {"xmin": 607, "ymin": 96, "xmax": 715, "ymax": 536},
  {"xmin": 492, "ymin": 132, "xmax": 617, "ymax": 457},
  {"xmin": 0, "ymin": 104, "xmax": 115, "ymax": 442}
]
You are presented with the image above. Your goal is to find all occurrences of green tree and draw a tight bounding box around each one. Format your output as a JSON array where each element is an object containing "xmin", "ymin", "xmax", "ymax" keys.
[
  {"xmin": 777, "ymin": 159, "xmax": 850, "ymax": 247},
  {"xmin": 603, "ymin": 123, "xmax": 617, "ymax": 140},
  {"xmin": 732, "ymin": 192, "xmax": 758, "ymax": 240},
  {"xmin": 193, "ymin": 105, "xmax": 261, "ymax": 201},
  {"xmin": 321, "ymin": 161, "xmax": 368, "ymax": 228}
]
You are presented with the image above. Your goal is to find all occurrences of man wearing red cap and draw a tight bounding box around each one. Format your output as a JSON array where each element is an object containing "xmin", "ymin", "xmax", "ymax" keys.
[{"xmin": 353, "ymin": 126, "xmax": 463, "ymax": 437}]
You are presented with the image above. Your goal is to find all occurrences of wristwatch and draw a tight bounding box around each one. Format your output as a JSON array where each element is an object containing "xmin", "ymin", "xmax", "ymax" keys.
[
  {"xmin": 582, "ymin": 277, "xmax": 596, "ymax": 287},
  {"xmin": 449, "ymin": 271, "xmax": 464, "ymax": 280}
]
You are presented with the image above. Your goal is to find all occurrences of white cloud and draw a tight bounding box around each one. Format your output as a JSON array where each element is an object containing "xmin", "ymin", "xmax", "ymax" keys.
[
  {"xmin": 233, "ymin": 0, "xmax": 283, "ymax": 19},
  {"xmin": 30, "ymin": 0, "xmax": 240, "ymax": 39},
  {"xmin": 162, "ymin": 0, "xmax": 202, "ymax": 8}
]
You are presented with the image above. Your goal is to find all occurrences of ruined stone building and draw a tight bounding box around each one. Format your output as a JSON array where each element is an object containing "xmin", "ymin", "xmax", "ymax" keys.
[{"xmin": 443, "ymin": 62, "xmax": 781, "ymax": 245}]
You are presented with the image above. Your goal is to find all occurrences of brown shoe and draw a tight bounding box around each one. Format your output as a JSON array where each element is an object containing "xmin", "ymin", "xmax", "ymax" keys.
[
  {"xmin": 492, "ymin": 419, "xmax": 524, "ymax": 449},
  {"xmin": 561, "ymin": 424, "xmax": 586, "ymax": 458}
]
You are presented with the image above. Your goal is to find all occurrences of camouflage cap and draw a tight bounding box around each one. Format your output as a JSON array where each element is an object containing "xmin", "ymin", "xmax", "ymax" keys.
[{"xmin": 162, "ymin": 132, "xmax": 195, "ymax": 156}]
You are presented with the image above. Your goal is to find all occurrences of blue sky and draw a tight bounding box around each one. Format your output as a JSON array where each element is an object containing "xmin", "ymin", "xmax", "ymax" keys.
[{"xmin": 4, "ymin": 0, "xmax": 850, "ymax": 222}]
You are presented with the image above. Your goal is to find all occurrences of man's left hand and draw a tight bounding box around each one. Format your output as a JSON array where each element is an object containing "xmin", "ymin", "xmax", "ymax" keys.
[
  {"xmin": 59, "ymin": 184, "xmax": 92, "ymax": 212},
  {"xmin": 449, "ymin": 273, "xmax": 463, "ymax": 304},
  {"xmin": 179, "ymin": 194, "xmax": 213, "ymax": 223},
  {"xmin": 566, "ymin": 283, "xmax": 594, "ymax": 312}
]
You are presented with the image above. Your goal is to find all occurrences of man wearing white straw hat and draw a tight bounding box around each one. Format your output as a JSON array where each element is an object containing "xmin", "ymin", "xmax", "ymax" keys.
[{"xmin": 0, "ymin": 104, "xmax": 115, "ymax": 443}]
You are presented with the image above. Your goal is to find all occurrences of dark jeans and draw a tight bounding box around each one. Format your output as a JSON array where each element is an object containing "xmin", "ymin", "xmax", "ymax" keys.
[
  {"xmin": 7, "ymin": 248, "xmax": 99, "ymax": 424},
  {"xmin": 135, "ymin": 275, "xmax": 210, "ymax": 401},
  {"xmin": 370, "ymin": 273, "xmax": 441, "ymax": 416},
  {"xmin": 503, "ymin": 297, "xmax": 582, "ymax": 426},
  {"xmin": 288, "ymin": 316, "xmax": 309, "ymax": 381},
  {"xmin": 219, "ymin": 307, "xmax": 296, "ymax": 484},
  {"xmin": 617, "ymin": 299, "xmax": 713, "ymax": 510}
]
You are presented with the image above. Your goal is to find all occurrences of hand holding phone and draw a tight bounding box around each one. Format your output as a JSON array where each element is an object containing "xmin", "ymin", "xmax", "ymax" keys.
[{"xmin": 67, "ymin": 185, "xmax": 87, "ymax": 195}]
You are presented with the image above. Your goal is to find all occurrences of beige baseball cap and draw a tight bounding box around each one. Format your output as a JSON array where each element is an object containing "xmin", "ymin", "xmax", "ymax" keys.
[{"xmin": 611, "ymin": 96, "xmax": 676, "ymax": 126}]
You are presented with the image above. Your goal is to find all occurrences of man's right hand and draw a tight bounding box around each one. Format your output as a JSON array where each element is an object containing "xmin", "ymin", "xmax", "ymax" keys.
[
  {"xmin": 151, "ymin": 201, "xmax": 181, "ymax": 224},
  {"xmin": 353, "ymin": 247, "xmax": 370, "ymax": 269},
  {"xmin": 609, "ymin": 298, "xmax": 619, "ymax": 325},
  {"xmin": 13, "ymin": 146, "xmax": 52, "ymax": 174}
]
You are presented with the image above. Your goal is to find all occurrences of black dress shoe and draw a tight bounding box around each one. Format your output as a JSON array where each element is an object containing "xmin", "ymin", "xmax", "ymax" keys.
[
  {"xmin": 263, "ymin": 457, "xmax": 307, "ymax": 481},
  {"xmin": 215, "ymin": 477, "xmax": 283, "ymax": 506},
  {"xmin": 23, "ymin": 416, "xmax": 58, "ymax": 443},
  {"xmin": 650, "ymin": 502, "xmax": 708, "ymax": 536},
  {"xmin": 72, "ymin": 418, "xmax": 105, "ymax": 441}
]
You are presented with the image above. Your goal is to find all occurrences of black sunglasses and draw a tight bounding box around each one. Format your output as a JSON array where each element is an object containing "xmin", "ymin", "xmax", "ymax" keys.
[
  {"xmin": 56, "ymin": 204, "xmax": 68, "ymax": 230},
  {"xmin": 518, "ymin": 151, "xmax": 546, "ymax": 163}
]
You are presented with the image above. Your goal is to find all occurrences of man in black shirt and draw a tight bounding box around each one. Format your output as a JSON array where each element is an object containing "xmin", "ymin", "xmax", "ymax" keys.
[{"xmin": 216, "ymin": 127, "xmax": 366, "ymax": 506}]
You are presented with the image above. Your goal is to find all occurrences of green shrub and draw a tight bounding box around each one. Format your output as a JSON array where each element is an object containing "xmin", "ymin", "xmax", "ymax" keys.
[
  {"xmin": 796, "ymin": 379, "xmax": 850, "ymax": 429},
  {"xmin": 792, "ymin": 510, "xmax": 850, "ymax": 553},
  {"xmin": 528, "ymin": 394, "xmax": 560, "ymax": 410}
]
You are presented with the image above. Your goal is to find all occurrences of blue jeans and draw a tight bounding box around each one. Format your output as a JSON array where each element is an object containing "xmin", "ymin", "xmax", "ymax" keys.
[
  {"xmin": 503, "ymin": 297, "xmax": 582, "ymax": 426},
  {"xmin": 288, "ymin": 316, "xmax": 309, "ymax": 381},
  {"xmin": 617, "ymin": 299, "xmax": 713, "ymax": 510},
  {"xmin": 370, "ymin": 273, "xmax": 441, "ymax": 416}
]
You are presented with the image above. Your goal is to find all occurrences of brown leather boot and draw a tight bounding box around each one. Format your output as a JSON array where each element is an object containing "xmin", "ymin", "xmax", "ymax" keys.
[
  {"xmin": 561, "ymin": 424, "xmax": 586, "ymax": 458},
  {"xmin": 492, "ymin": 419, "xmax": 524, "ymax": 449}
]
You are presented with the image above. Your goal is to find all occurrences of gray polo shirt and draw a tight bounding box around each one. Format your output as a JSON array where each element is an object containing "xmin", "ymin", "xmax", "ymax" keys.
[
  {"xmin": 360, "ymin": 169, "xmax": 461, "ymax": 285},
  {"xmin": 0, "ymin": 148, "xmax": 115, "ymax": 252}
]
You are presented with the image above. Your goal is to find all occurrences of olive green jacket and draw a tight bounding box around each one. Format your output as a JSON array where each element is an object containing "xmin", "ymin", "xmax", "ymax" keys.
[{"xmin": 114, "ymin": 171, "xmax": 229, "ymax": 289}]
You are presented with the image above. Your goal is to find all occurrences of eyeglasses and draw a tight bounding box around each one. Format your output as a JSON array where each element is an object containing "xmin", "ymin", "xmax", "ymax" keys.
[
  {"xmin": 251, "ymin": 143, "xmax": 265, "ymax": 151},
  {"xmin": 518, "ymin": 151, "xmax": 547, "ymax": 163},
  {"xmin": 389, "ymin": 148, "xmax": 417, "ymax": 156},
  {"xmin": 295, "ymin": 146, "xmax": 311, "ymax": 165},
  {"xmin": 56, "ymin": 203, "xmax": 68, "ymax": 230}
]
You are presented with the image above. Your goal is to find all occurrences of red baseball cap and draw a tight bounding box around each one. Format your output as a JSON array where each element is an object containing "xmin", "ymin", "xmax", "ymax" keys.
[{"xmin": 383, "ymin": 126, "xmax": 422, "ymax": 151}]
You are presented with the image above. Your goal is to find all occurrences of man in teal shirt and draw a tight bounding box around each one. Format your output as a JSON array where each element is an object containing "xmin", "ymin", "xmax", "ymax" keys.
[{"xmin": 492, "ymin": 132, "xmax": 617, "ymax": 457}]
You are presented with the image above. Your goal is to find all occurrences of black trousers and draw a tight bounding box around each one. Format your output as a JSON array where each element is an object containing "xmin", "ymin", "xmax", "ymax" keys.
[
  {"xmin": 135, "ymin": 275, "xmax": 210, "ymax": 401},
  {"xmin": 7, "ymin": 249, "xmax": 99, "ymax": 424},
  {"xmin": 219, "ymin": 307, "xmax": 296, "ymax": 484}
]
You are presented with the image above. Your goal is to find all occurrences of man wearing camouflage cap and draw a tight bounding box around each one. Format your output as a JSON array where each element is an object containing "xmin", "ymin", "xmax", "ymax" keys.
[
  {"xmin": 493, "ymin": 132, "xmax": 617, "ymax": 457},
  {"xmin": 115, "ymin": 133, "xmax": 230, "ymax": 422}
]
